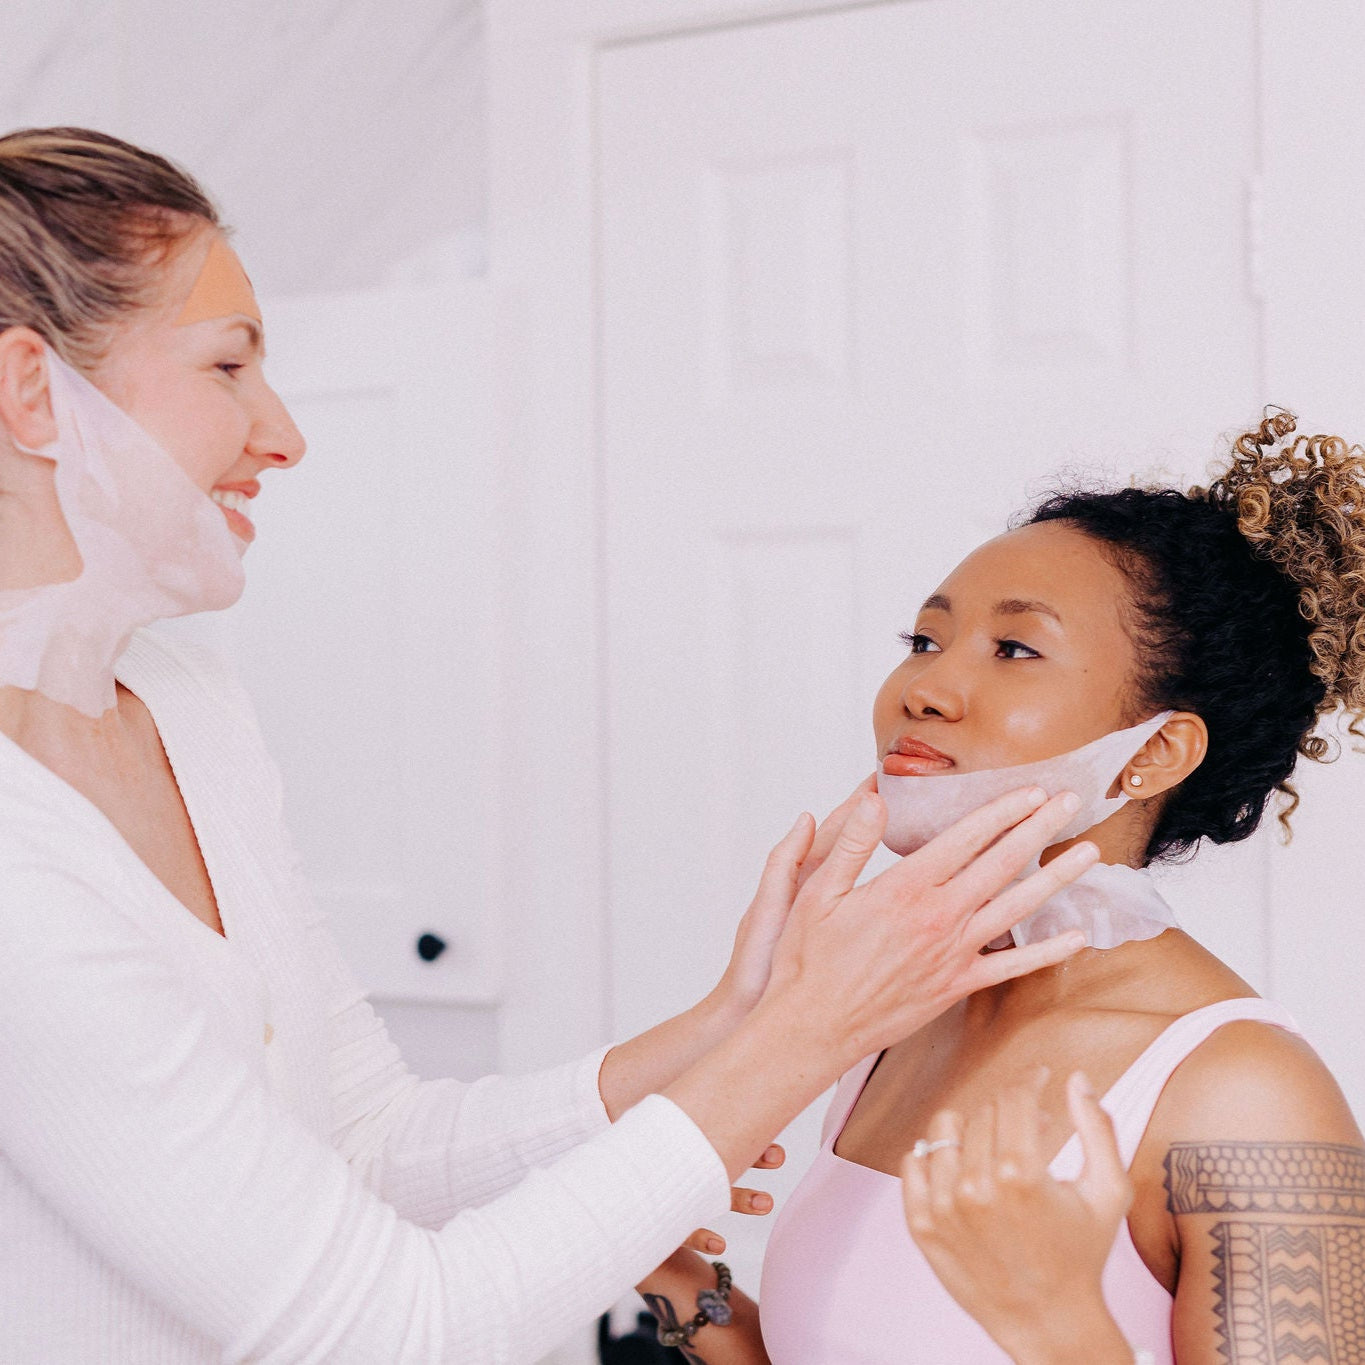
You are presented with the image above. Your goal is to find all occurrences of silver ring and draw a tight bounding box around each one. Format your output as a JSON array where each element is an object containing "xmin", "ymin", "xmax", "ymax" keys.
[{"xmin": 911, "ymin": 1137, "xmax": 963, "ymax": 1159}]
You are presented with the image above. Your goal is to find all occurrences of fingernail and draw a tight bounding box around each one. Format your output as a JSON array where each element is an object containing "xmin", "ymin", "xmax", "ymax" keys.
[
  {"xmin": 753, "ymin": 1193, "xmax": 772, "ymax": 1211},
  {"xmin": 788, "ymin": 813, "xmax": 809, "ymax": 837},
  {"xmin": 1058, "ymin": 791, "xmax": 1081, "ymax": 815},
  {"xmin": 857, "ymin": 793, "xmax": 880, "ymax": 820},
  {"xmin": 1025, "ymin": 786, "xmax": 1047, "ymax": 806},
  {"xmin": 1063, "ymin": 930, "xmax": 1087, "ymax": 951},
  {"xmin": 708, "ymin": 1236, "xmax": 725, "ymax": 1253},
  {"xmin": 1072, "ymin": 1070, "xmax": 1095, "ymax": 1098}
]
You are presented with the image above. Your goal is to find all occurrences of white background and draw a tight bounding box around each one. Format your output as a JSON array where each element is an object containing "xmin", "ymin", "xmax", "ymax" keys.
[{"xmin": 5, "ymin": 4, "xmax": 1365, "ymax": 1361}]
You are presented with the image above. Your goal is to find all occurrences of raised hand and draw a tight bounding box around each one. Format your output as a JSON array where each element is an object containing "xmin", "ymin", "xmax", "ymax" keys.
[
  {"xmin": 901, "ymin": 1068, "xmax": 1136, "ymax": 1362},
  {"xmin": 760, "ymin": 787, "xmax": 1099, "ymax": 1066},
  {"xmin": 713, "ymin": 776, "xmax": 876, "ymax": 1015},
  {"xmin": 665, "ymin": 786, "xmax": 1100, "ymax": 1185}
]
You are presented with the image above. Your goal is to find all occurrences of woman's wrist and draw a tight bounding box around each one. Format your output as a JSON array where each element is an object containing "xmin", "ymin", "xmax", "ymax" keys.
[
  {"xmin": 998, "ymin": 1294, "xmax": 1133, "ymax": 1365},
  {"xmin": 696, "ymin": 981, "xmax": 752, "ymax": 1042}
]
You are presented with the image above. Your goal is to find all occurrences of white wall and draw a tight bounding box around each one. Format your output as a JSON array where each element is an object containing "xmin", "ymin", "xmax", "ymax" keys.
[{"xmin": 2, "ymin": 0, "xmax": 485, "ymax": 296}]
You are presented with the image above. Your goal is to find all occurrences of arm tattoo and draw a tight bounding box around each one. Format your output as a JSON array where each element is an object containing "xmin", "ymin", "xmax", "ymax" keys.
[
  {"xmin": 1165, "ymin": 1142, "xmax": 1365, "ymax": 1217},
  {"xmin": 641, "ymin": 1292, "xmax": 709, "ymax": 1365},
  {"xmin": 1165, "ymin": 1142, "xmax": 1365, "ymax": 1364}
]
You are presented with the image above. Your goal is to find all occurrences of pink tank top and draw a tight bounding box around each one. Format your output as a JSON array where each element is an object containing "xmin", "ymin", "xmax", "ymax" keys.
[{"xmin": 759, "ymin": 997, "xmax": 1301, "ymax": 1363}]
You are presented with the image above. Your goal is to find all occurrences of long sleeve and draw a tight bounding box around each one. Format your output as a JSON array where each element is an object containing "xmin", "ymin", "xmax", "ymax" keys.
[
  {"xmin": 0, "ymin": 860, "xmax": 730, "ymax": 1363},
  {"xmin": 322, "ymin": 919, "xmax": 615, "ymax": 1225},
  {"xmin": 193, "ymin": 625, "xmax": 622, "ymax": 1227}
]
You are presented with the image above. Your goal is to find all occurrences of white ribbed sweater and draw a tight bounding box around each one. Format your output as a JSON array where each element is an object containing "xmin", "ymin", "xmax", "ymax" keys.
[{"xmin": 0, "ymin": 630, "xmax": 729, "ymax": 1363}]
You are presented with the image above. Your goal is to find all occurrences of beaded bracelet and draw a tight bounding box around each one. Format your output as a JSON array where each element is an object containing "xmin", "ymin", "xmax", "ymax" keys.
[{"xmin": 653, "ymin": 1261, "xmax": 733, "ymax": 1349}]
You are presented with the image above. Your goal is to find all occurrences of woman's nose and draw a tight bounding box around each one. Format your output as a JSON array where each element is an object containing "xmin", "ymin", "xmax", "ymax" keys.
[
  {"xmin": 248, "ymin": 383, "xmax": 306, "ymax": 468},
  {"xmin": 900, "ymin": 657, "xmax": 965, "ymax": 722}
]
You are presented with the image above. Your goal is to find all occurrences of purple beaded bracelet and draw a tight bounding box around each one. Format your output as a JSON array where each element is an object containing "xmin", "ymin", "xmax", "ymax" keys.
[{"xmin": 655, "ymin": 1261, "xmax": 733, "ymax": 1349}]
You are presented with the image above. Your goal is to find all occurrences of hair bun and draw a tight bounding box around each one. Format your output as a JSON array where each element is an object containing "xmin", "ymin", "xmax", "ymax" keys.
[{"xmin": 1192, "ymin": 408, "xmax": 1365, "ymax": 728}]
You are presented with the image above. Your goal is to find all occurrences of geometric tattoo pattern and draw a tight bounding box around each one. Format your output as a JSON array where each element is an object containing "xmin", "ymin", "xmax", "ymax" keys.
[
  {"xmin": 1209, "ymin": 1221, "xmax": 1364, "ymax": 1364},
  {"xmin": 1165, "ymin": 1143, "xmax": 1365, "ymax": 1218},
  {"xmin": 1166, "ymin": 1142, "xmax": 1365, "ymax": 1364}
]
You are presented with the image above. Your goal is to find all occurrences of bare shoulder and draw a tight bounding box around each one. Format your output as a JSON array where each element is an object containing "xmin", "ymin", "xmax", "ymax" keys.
[
  {"xmin": 1139, "ymin": 1017, "xmax": 1365, "ymax": 1365},
  {"xmin": 1151, "ymin": 1018, "xmax": 1362, "ymax": 1146}
]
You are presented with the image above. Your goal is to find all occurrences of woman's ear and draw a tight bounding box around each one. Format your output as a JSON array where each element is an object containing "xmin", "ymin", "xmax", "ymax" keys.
[
  {"xmin": 1123, "ymin": 712, "xmax": 1207, "ymax": 799},
  {"xmin": 0, "ymin": 328, "xmax": 58, "ymax": 450}
]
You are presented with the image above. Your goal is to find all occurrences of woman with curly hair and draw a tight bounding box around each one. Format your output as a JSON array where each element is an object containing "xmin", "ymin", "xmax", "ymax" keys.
[{"xmin": 638, "ymin": 415, "xmax": 1365, "ymax": 1364}]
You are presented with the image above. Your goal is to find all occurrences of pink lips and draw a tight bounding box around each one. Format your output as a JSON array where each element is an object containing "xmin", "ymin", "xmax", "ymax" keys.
[{"xmin": 881, "ymin": 736, "xmax": 955, "ymax": 777}]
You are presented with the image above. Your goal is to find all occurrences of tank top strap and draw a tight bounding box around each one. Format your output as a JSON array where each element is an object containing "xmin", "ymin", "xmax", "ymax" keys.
[
  {"xmin": 1099, "ymin": 996, "xmax": 1302, "ymax": 1169},
  {"xmin": 821, "ymin": 1052, "xmax": 882, "ymax": 1147}
]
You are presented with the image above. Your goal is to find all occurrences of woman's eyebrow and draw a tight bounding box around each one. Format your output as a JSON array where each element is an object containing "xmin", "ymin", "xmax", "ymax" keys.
[
  {"xmin": 921, "ymin": 593, "xmax": 951, "ymax": 613},
  {"xmin": 995, "ymin": 597, "xmax": 1062, "ymax": 622},
  {"xmin": 222, "ymin": 318, "xmax": 265, "ymax": 355}
]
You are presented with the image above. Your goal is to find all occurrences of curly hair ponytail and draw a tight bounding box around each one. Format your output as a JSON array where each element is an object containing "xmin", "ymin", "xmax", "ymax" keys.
[{"xmin": 1025, "ymin": 411, "xmax": 1365, "ymax": 862}]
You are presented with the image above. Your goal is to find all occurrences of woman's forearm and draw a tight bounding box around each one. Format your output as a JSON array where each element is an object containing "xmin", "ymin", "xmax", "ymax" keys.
[
  {"xmin": 637, "ymin": 1249, "xmax": 770, "ymax": 1365},
  {"xmin": 664, "ymin": 994, "xmax": 843, "ymax": 1181},
  {"xmin": 598, "ymin": 990, "xmax": 747, "ymax": 1121}
]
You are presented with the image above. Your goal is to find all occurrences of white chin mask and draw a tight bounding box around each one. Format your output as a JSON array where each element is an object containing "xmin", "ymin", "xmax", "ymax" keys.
[
  {"xmin": 0, "ymin": 345, "xmax": 245, "ymax": 718},
  {"xmin": 878, "ymin": 712, "xmax": 1179, "ymax": 949}
]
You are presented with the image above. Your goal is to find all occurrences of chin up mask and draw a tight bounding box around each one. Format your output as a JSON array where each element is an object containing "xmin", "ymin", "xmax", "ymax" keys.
[
  {"xmin": 878, "ymin": 713, "xmax": 1178, "ymax": 949},
  {"xmin": 0, "ymin": 346, "xmax": 245, "ymax": 718}
]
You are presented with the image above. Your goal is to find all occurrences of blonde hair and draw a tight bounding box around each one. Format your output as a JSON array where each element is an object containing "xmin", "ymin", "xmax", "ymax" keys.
[{"xmin": 0, "ymin": 127, "xmax": 219, "ymax": 369}]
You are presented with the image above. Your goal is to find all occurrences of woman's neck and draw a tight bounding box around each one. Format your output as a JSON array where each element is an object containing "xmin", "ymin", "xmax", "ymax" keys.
[
  {"xmin": 0, "ymin": 683, "xmax": 135, "ymax": 784},
  {"xmin": 0, "ymin": 439, "xmax": 83, "ymax": 591}
]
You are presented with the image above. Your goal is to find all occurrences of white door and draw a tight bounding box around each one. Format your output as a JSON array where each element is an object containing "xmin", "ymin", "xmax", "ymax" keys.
[
  {"xmin": 164, "ymin": 281, "xmax": 503, "ymax": 1017},
  {"xmin": 598, "ymin": 0, "xmax": 1266, "ymax": 1285}
]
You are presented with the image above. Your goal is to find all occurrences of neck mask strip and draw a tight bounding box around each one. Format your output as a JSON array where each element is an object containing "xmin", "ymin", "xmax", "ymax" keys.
[
  {"xmin": 878, "ymin": 712, "xmax": 1176, "ymax": 950},
  {"xmin": 0, "ymin": 346, "xmax": 246, "ymax": 718}
]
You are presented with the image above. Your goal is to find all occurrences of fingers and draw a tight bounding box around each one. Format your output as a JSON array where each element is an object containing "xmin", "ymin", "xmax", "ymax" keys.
[
  {"xmin": 992, "ymin": 1068, "xmax": 1048, "ymax": 1186},
  {"xmin": 798, "ymin": 791, "xmax": 887, "ymax": 904},
  {"xmin": 959, "ymin": 926, "xmax": 1087, "ymax": 995},
  {"xmin": 967, "ymin": 839, "xmax": 1101, "ymax": 947},
  {"xmin": 906, "ymin": 785, "xmax": 1051, "ymax": 886},
  {"xmin": 902, "ymin": 1139, "xmax": 932, "ymax": 1237},
  {"xmin": 731, "ymin": 1185, "xmax": 774, "ymax": 1216},
  {"xmin": 744, "ymin": 814, "xmax": 816, "ymax": 939},
  {"xmin": 798, "ymin": 774, "xmax": 878, "ymax": 889},
  {"xmin": 684, "ymin": 1228, "xmax": 727, "ymax": 1255},
  {"xmin": 1068, "ymin": 1071, "xmax": 1134, "ymax": 1218},
  {"xmin": 754, "ymin": 1143, "xmax": 786, "ymax": 1170},
  {"xmin": 758, "ymin": 813, "xmax": 817, "ymax": 903},
  {"xmin": 924, "ymin": 1108, "xmax": 964, "ymax": 1215},
  {"xmin": 957, "ymin": 1100, "xmax": 995, "ymax": 1205},
  {"xmin": 944, "ymin": 791, "xmax": 1090, "ymax": 906}
]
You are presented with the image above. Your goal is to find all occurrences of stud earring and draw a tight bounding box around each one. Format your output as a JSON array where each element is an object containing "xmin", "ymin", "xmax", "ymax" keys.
[{"xmin": 1127, "ymin": 772, "xmax": 1144, "ymax": 789}]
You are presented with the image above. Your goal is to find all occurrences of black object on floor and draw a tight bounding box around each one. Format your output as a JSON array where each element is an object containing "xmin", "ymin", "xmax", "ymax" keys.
[{"xmin": 597, "ymin": 1310, "xmax": 688, "ymax": 1363}]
